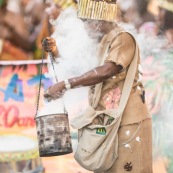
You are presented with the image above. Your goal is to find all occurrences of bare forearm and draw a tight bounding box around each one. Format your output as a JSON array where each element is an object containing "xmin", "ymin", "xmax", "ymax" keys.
[
  {"xmin": 44, "ymin": 63, "xmax": 122, "ymax": 100},
  {"xmin": 69, "ymin": 68, "xmax": 107, "ymax": 88},
  {"xmin": 68, "ymin": 63, "xmax": 122, "ymax": 88}
]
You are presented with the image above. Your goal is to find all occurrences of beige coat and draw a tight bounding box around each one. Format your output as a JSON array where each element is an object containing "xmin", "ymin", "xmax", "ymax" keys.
[
  {"xmin": 91, "ymin": 26, "xmax": 153, "ymax": 173},
  {"xmin": 89, "ymin": 26, "xmax": 151, "ymax": 126}
]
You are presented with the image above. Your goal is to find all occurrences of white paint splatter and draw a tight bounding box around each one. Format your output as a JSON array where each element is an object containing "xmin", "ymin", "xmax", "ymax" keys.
[
  {"xmin": 136, "ymin": 136, "xmax": 141, "ymax": 142},
  {"xmin": 126, "ymin": 130, "xmax": 130, "ymax": 136}
]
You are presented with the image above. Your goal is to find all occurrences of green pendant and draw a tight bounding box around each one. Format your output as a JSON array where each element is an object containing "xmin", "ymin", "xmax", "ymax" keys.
[{"xmin": 96, "ymin": 128, "xmax": 106, "ymax": 135}]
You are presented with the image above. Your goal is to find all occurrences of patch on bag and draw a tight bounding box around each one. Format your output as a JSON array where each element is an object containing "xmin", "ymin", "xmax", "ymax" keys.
[
  {"xmin": 96, "ymin": 128, "xmax": 106, "ymax": 135},
  {"xmin": 124, "ymin": 162, "xmax": 132, "ymax": 171}
]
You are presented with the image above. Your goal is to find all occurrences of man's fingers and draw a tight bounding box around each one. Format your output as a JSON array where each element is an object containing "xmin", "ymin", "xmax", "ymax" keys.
[
  {"xmin": 44, "ymin": 88, "xmax": 51, "ymax": 97},
  {"xmin": 46, "ymin": 40, "xmax": 55, "ymax": 44},
  {"xmin": 44, "ymin": 46, "xmax": 54, "ymax": 52},
  {"xmin": 44, "ymin": 37, "xmax": 56, "ymax": 44},
  {"xmin": 44, "ymin": 93, "xmax": 51, "ymax": 98},
  {"xmin": 42, "ymin": 37, "xmax": 56, "ymax": 46},
  {"xmin": 51, "ymin": 92, "xmax": 64, "ymax": 100},
  {"xmin": 54, "ymin": 92, "xmax": 63, "ymax": 97}
]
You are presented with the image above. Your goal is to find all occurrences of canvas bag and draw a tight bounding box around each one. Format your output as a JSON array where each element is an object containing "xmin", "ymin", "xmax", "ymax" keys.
[{"xmin": 71, "ymin": 31, "xmax": 139, "ymax": 172}]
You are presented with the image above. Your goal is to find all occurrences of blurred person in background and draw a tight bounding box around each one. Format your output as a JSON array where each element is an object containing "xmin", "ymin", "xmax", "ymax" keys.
[
  {"xmin": 36, "ymin": 0, "xmax": 77, "ymax": 58},
  {"xmin": 36, "ymin": 0, "xmax": 62, "ymax": 49},
  {"xmin": 38, "ymin": 0, "xmax": 77, "ymax": 38},
  {"xmin": 35, "ymin": 0, "xmax": 62, "ymax": 59},
  {"xmin": 0, "ymin": 0, "xmax": 47, "ymax": 60},
  {"xmin": 0, "ymin": 0, "xmax": 31, "ymax": 60},
  {"xmin": 157, "ymin": 0, "xmax": 173, "ymax": 46},
  {"xmin": 5, "ymin": 0, "xmax": 46, "ymax": 51},
  {"xmin": 118, "ymin": 0, "xmax": 157, "ymax": 35}
]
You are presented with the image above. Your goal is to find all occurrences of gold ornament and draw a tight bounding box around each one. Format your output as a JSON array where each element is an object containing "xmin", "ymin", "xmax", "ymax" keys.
[
  {"xmin": 54, "ymin": 0, "xmax": 77, "ymax": 9},
  {"xmin": 78, "ymin": 0, "xmax": 118, "ymax": 22}
]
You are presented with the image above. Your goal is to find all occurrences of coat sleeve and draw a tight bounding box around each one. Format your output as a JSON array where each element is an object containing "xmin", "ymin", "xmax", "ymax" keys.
[{"xmin": 105, "ymin": 32, "xmax": 136, "ymax": 71}]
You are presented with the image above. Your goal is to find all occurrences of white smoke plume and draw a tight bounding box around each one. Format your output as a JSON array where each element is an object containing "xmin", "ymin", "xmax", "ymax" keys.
[{"xmin": 38, "ymin": 8, "xmax": 99, "ymax": 121}]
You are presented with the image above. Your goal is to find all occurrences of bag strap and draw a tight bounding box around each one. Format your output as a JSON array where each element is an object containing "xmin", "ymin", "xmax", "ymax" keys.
[
  {"xmin": 118, "ymin": 40, "xmax": 138, "ymax": 115},
  {"xmin": 91, "ymin": 43, "xmax": 110, "ymax": 108},
  {"xmin": 92, "ymin": 31, "xmax": 139, "ymax": 118}
]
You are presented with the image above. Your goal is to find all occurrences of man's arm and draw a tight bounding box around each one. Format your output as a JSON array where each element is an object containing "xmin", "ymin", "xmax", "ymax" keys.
[
  {"xmin": 44, "ymin": 62, "xmax": 122, "ymax": 100},
  {"xmin": 69, "ymin": 62, "xmax": 122, "ymax": 88}
]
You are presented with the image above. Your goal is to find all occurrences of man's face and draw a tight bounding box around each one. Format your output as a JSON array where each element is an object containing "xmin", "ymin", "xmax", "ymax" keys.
[{"xmin": 82, "ymin": 19, "xmax": 104, "ymax": 39}]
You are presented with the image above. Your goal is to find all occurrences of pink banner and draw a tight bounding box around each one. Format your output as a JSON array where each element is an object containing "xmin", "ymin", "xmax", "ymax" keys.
[
  {"xmin": 0, "ymin": 63, "xmax": 90, "ymax": 173},
  {"xmin": 0, "ymin": 64, "xmax": 50, "ymax": 130}
]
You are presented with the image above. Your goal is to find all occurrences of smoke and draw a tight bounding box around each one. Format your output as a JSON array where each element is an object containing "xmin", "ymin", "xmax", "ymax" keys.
[
  {"xmin": 49, "ymin": 9, "xmax": 98, "ymax": 81},
  {"xmin": 117, "ymin": 0, "xmax": 135, "ymax": 11},
  {"xmin": 38, "ymin": 8, "xmax": 99, "ymax": 121}
]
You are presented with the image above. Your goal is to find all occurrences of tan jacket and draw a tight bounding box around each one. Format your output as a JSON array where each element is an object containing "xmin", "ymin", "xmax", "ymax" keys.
[{"xmin": 89, "ymin": 26, "xmax": 151, "ymax": 126}]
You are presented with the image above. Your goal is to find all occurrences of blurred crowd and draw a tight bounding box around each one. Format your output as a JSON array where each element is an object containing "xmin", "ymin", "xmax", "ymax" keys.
[
  {"xmin": 0, "ymin": 0, "xmax": 172, "ymax": 61},
  {"xmin": 0, "ymin": 0, "xmax": 76, "ymax": 60},
  {"xmin": 118, "ymin": 0, "xmax": 173, "ymax": 45}
]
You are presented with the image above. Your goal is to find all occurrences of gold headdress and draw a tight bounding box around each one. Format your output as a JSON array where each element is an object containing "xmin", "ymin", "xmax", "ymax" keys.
[
  {"xmin": 78, "ymin": 0, "xmax": 118, "ymax": 22},
  {"xmin": 157, "ymin": 0, "xmax": 173, "ymax": 13},
  {"xmin": 54, "ymin": 0, "xmax": 77, "ymax": 9}
]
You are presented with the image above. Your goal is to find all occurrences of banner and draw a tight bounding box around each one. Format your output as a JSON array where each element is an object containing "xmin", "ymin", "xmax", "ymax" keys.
[
  {"xmin": 0, "ymin": 63, "xmax": 50, "ymax": 131},
  {"xmin": 0, "ymin": 62, "xmax": 90, "ymax": 173}
]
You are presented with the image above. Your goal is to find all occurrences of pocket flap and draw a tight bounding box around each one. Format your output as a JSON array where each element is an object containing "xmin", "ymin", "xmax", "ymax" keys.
[
  {"xmin": 70, "ymin": 106, "xmax": 96, "ymax": 129},
  {"xmin": 70, "ymin": 107, "xmax": 121, "ymax": 129}
]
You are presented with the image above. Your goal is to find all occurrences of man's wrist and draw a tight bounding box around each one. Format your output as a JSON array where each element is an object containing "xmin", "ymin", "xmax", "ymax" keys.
[{"xmin": 64, "ymin": 79, "xmax": 71, "ymax": 90}]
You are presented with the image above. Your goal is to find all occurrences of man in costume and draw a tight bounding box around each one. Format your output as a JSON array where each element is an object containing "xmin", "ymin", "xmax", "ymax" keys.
[{"xmin": 43, "ymin": 0, "xmax": 153, "ymax": 172}]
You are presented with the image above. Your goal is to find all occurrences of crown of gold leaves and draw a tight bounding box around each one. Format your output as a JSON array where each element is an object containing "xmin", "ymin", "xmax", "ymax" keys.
[
  {"xmin": 157, "ymin": 0, "xmax": 173, "ymax": 13},
  {"xmin": 78, "ymin": 0, "xmax": 118, "ymax": 22}
]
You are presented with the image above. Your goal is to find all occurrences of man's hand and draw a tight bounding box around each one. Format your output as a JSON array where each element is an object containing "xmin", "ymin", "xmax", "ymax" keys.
[
  {"xmin": 42, "ymin": 37, "xmax": 59, "ymax": 58},
  {"xmin": 44, "ymin": 81, "xmax": 66, "ymax": 101}
]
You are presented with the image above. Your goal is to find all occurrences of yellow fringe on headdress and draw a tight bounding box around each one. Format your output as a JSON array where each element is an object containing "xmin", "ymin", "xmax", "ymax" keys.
[
  {"xmin": 78, "ymin": 0, "xmax": 118, "ymax": 22},
  {"xmin": 54, "ymin": 0, "xmax": 77, "ymax": 9},
  {"xmin": 157, "ymin": 0, "xmax": 173, "ymax": 13}
]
